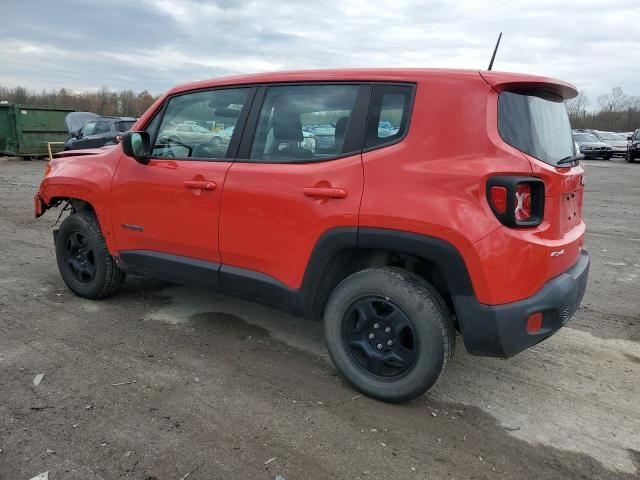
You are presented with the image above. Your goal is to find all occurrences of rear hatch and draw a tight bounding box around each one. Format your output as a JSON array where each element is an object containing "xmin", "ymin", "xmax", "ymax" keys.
[{"xmin": 484, "ymin": 72, "xmax": 586, "ymax": 277}]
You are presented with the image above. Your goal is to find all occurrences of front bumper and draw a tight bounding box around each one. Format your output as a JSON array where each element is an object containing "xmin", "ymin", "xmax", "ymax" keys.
[
  {"xmin": 34, "ymin": 193, "xmax": 45, "ymax": 218},
  {"xmin": 454, "ymin": 250, "xmax": 590, "ymax": 358}
]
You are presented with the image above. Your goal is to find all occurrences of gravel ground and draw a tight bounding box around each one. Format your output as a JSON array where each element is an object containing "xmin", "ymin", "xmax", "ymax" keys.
[{"xmin": 0, "ymin": 157, "xmax": 638, "ymax": 480}]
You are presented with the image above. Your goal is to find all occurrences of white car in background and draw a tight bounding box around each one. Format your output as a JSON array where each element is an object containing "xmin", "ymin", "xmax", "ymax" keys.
[{"xmin": 592, "ymin": 131, "xmax": 628, "ymax": 156}]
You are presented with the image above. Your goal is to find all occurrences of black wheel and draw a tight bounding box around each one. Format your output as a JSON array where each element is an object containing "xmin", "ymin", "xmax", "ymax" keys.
[
  {"xmin": 324, "ymin": 267, "xmax": 455, "ymax": 402},
  {"xmin": 625, "ymin": 152, "xmax": 634, "ymax": 163},
  {"xmin": 604, "ymin": 154, "xmax": 612, "ymax": 160},
  {"xmin": 55, "ymin": 212, "xmax": 125, "ymax": 299}
]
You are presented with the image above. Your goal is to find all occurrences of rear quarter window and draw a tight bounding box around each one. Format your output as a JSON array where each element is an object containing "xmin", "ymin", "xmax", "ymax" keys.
[{"xmin": 365, "ymin": 84, "xmax": 414, "ymax": 149}]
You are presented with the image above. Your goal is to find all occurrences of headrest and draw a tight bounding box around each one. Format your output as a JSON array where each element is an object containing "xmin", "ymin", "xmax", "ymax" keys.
[{"xmin": 272, "ymin": 99, "xmax": 303, "ymax": 142}]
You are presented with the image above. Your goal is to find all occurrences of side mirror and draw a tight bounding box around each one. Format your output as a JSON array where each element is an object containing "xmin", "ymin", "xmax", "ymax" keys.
[
  {"xmin": 628, "ymin": 135, "xmax": 633, "ymax": 141},
  {"xmin": 70, "ymin": 131, "xmax": 79, "ymax": 139},
  {"xmin": 122, "ymin": 131, "xmax": 151, "ymax": 165}
]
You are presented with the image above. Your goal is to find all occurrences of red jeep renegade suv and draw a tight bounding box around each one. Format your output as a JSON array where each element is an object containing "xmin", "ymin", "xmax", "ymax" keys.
[{"xmin": 35, "ymin": 69, "xmax": 589, "ymax": 402}]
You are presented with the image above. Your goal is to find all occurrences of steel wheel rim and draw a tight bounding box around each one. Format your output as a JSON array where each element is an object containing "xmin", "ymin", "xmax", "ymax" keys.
[
  {"xmin": 63, "ymin": 230, "xmax": 97, "ymax": 284},
  {"xmin": 341, "ymin": 296, "xmax": 419, "ymax": 381}
]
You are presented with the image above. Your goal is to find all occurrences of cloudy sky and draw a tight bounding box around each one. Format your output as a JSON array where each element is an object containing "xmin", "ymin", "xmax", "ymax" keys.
[{"xmin": 1, "ymin": 0, "xmax": 638, "ymax": 103}]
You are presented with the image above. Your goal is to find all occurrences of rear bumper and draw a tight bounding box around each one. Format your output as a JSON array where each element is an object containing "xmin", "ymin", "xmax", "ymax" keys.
[{"xmin": 454, "ymin": 249, "xmax": 590, "ymax": 358}]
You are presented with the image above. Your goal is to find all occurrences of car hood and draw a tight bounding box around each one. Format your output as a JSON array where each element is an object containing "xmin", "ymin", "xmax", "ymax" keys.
[
  {"xmin": 54, "ymin": 145, "xmax": 117, "ymax": 158},
  {"xmin": 602, "ymin": 140, "xmax": 628, "ymax": 147},
  {"xmin": 576, "ymin": 141, "xmax": 611, "ymax": 148}
]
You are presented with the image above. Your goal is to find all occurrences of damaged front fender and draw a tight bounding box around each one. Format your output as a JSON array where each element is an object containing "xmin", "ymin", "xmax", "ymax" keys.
[{"xmin": 34, "ymin": 192, "xmax": 48, "ymax": 218}]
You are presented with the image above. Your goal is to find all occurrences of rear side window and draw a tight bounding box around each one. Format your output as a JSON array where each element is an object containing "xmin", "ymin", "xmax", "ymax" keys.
[
  {"xmin": 115, "ymin": 121, "xmax": 134, "ymax": 132},
  {"xmin": 95, "ymin": 120, "xmax": 112, "ymax": 134},
  {"xmin": 249, "ymin": 84, "xmax": 360, "ymax": 162},
  {"xmin": 498, "ymin": 90, "xmax": 574, "ymax": 166},
  {"xmin": 365, "ymin": 84, "xmax": 413, "ymax": 149}
]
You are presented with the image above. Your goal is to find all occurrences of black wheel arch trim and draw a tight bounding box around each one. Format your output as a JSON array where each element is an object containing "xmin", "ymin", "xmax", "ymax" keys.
[
  {"xmin": 356, "ymin": 228, "xmax": 475, "ymax": 297},
  {"xmin": 116, "ymin": 227, "xmax": 475, "ymax": 320}
]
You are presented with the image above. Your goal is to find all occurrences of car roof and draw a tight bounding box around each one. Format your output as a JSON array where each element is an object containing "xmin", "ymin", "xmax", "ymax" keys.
[{"xmin": 167, "ymin": 68, "xmax": 577, "ymax": 98}]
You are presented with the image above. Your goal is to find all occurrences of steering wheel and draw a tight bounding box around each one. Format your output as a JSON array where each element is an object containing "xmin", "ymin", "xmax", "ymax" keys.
[{"xmin": 158, "ymin": 136, "xmax": 193, "ymax": 157}]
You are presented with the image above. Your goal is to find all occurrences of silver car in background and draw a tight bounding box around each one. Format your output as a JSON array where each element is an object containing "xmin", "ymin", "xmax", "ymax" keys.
[{"xmin": 592, "ymin": 131, "xmax": 628, "ymax": 156}]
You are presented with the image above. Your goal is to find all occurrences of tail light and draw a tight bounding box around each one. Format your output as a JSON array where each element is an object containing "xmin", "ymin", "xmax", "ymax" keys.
[{"xmin": 487, "ymin": 176, "xmax": 544, "ymax": 227}]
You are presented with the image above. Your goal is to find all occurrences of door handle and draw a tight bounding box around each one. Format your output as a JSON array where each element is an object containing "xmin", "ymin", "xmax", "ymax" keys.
[
  {"xmin": 303, "ymin": 187, "xmax": 347, "ymax": 199},
  {"xmin": 184, "ymin": 180, "xmax": 217, "ymax": 190}
]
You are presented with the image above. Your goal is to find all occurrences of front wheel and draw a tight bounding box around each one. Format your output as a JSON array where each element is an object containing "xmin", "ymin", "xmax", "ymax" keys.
[
  {"xmin": 323, "ymin": 267, "xmax": 455, "ymax": 402},
  {"xmin": 55, "ymin": 212, "xmax": 125, "ymax": 299},
  {"xmin": 625, "ymin": 152, "xmax": 634, "ymax": 163}
]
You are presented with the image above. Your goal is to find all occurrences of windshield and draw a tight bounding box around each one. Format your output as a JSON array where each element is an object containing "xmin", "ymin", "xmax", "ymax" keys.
[
  {"xmin": 498, "ymin": 90, "xmax": 574, "ymax": 166},
  {"xmin": 573, "ymin": 133, "xmax": 599, "ymax": 142}
]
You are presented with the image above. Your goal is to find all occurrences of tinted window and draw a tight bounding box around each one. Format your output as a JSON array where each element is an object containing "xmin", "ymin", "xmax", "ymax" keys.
[
  {"xmin": 115, "ymin": 121, "xmax": 134, "ymax": 132},
  {"xmin": 80, "ymin": 121, "xmax": 97, "ymax": 135},
  {"xmin": 152, "ymin": 88, "xmax": 249, "ymax": 159},
  {"xmin": 95, "ymin": 120, "xmax": 112, "ymax": 134},
  {"xmin": 365, "ymin": 84, "xmax": 413, "ymax": 148},
  {"xmin": 249, "ymin": 84, "xmax": 359, "ymax": 162},
  {"xmin": 499, "ymin": 90, "xmax": 574, "ymax": 166}
]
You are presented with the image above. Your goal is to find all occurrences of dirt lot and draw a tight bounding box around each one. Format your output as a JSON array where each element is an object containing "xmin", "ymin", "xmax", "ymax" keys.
[{"xmin": 0, "ymin": 157, "xmax": 638, "ymax": 480}]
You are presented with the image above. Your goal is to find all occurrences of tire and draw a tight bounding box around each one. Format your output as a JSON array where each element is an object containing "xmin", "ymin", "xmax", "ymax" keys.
[
  {"xmin": 323, "ymin": 267, "xmax": 455, "ymax": 403},
  {"xmin": 212, "ymin": 136, "xmax": 222, "ymax": 146},
  {"xmin": 604, "ymin": 154, "xmax": 612, "ymax": 160},
  {"xmin": 55, "ymin": 212, "xmax": 125, "ymax": 299},
  {"xmin": 625, "ymin": 152, "xmax": 634, "ymax": 163}
]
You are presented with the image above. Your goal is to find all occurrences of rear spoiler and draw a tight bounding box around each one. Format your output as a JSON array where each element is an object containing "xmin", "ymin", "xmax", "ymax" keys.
[{"xmin": 480, "ymin": 71, "xmax": 578, "ymax": 100}]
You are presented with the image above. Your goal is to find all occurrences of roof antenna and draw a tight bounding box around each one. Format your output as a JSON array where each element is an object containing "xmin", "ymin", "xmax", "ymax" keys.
[{"xmin": 487, "ymin": 32, "xmax": 502, "ymax": 71}]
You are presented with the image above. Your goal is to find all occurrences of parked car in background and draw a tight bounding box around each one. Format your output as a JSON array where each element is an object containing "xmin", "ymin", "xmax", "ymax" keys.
[
  {"xmin": 573, "ymin": 132, "xmax": 613, "ymax": 159},
  {"xmin": 626, "ymin": 129, "xmax": 640, "ymax": 163},
  {"xmin": 65, "ymin": 116, "xmax": 136, "ymax": 150},
  {"xmin": 591, "ymin": 131, "xmax": 628, "ymax": 156}
]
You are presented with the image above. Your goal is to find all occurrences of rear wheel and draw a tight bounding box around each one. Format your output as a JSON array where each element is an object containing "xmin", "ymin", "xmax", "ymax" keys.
[
  {"xmin": 55, "ymin": 212, "xmax": 125, "ymax": 299},
  {"xmin": 323, "ymin": 267, "xmax": 455, "ymax": 402}
]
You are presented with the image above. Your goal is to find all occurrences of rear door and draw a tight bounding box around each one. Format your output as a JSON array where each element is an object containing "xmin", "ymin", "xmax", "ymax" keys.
[
  {"xmin": 218, "ymin": 83, "xmax": 370, "ymax": 291},
  {"xmin": 111, "ymin": 87, "xmax": 255, "ymax": 278}
]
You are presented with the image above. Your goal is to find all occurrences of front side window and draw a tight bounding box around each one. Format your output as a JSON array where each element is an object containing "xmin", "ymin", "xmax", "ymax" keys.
[
  {"xmin": 152, "ymin": 88, "xmax": 250, "ymax": 159},
  {"xmin": 80, "ymin": 121, "xmax": 97, "ymax": 136},
  {"xmin": 499, "ymin": 90, "xmax": 574, "ymax": 166},
  {"xmin": 249, "ymin": 84, "xmax": 360, "ymax": 162}
]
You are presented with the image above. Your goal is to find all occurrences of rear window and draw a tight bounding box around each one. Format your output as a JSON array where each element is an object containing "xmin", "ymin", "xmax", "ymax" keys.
[{"xmin": 498, "ymin": 90, "xmax": 574, "ymax": 166}]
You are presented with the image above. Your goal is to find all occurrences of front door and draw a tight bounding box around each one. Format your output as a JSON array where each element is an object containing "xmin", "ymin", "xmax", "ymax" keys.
[{"xmin": 110, "ymin": 87, "xmax": 254, "ymax": 277}]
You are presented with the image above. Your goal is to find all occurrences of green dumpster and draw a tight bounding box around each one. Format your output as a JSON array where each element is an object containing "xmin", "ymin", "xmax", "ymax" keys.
[{"xmin": 0, "ymin": 104, "xmax": 74, "ymax": 157}]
